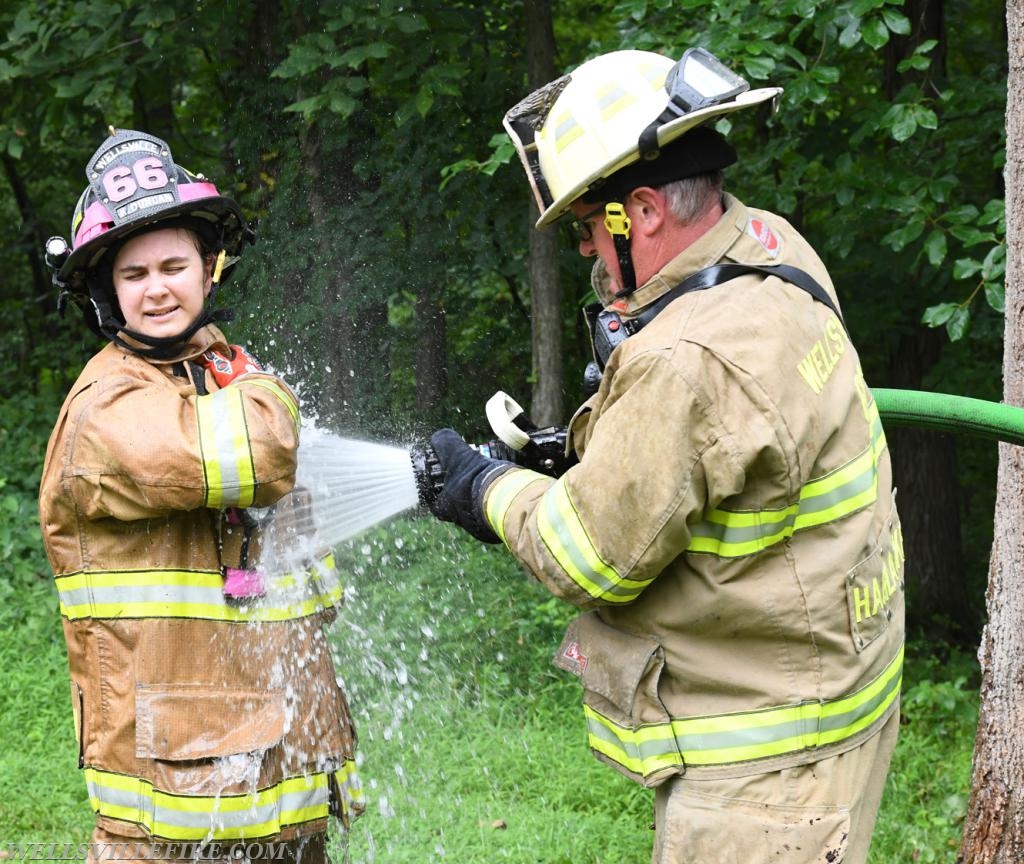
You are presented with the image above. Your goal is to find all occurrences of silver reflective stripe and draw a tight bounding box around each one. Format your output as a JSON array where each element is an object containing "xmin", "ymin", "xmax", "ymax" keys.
[
  {"xmin": 196, "ymin": 389, "xmax": 255, "ymax": 509},
  {"xmin": 56, "ymin": 562, "xmax": 341, "ymax": 623},
  {"xmin": 583, "ymin": 644, "xmax": 903, "ymax": 776},
  {"xmin": 84, "ymin": 768, "xmax": 331, "ymax": 840}
]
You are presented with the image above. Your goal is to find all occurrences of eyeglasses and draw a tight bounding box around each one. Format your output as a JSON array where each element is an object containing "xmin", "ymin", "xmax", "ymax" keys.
[{"xmin": 567, "ymin": 203, "xmax": 606, "ymax": 243}]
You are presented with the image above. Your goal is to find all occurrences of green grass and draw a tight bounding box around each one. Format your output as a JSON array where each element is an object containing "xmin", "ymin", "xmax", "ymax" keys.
[{"xmin": 2, "ymin": 515, "xmax": 979, "ymax": 863}]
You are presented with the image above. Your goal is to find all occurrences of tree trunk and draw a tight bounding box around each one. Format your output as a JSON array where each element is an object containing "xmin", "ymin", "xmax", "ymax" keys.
[
  {"xmin": 523, "ymin": 0, "xmax": 563, "ymax": 425},
  {"xmin": 887, "ymin": 328, "xmax": 968, "ymax": 638},
  {"xmin": 884, "ymin": 0, "xmax": 967, "ymax": 639},
  {"xmin": 415, "ymin": 284, "xmax": 448, "ymax": 424},
  {"xmin": 957, "ymin": 4, "xmax": 1024, "ymax": 861}
]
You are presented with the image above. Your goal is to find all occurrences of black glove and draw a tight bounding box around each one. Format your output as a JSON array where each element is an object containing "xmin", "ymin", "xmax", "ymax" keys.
[{"xmin": 429, "ymin": 428, "xmax": 513, "ymax": 544}]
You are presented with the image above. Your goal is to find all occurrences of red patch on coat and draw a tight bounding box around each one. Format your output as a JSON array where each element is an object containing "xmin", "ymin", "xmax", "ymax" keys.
[{"xmin": 748, "ymin": 217, "xmax": 781, "ymax": 258}]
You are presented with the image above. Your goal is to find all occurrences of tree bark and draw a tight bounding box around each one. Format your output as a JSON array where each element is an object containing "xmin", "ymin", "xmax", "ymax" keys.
[
  {"xmin": 522, "ymin": 0, "xmax": 563, "ymax": 425},
  {"xmin": 957, "ymin": 3, "xmax": 1024, "ymax": 861}
]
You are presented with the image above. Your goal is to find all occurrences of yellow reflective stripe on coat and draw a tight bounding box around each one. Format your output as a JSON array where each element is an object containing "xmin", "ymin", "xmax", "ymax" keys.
[
  {"xmin": 55, "ymin": 556, "xmax": 341, "ymax": 622},
  {"xmin": 536, "ymin": 477, "xmax": 648, "ymax": 604},
  {"xmin": 688, "ymin": 409, "xmax": 887, "ymax": 559},
  {"xmin": 242, "ymin": 378, "xmax": 301, "ymax": 434},
  {"xmin": 485, "ymin": 468, "xmax": 548, "ymax": 544},
  {"xmin": 585, "ymin": 644, "xmax": 903, "ymax": 777},
  {"xmin": 334, "ymin": 760, "xmax": 365, "ymax": 817},
  {"xmin": 83, "ymin": 762, "xmax": 357, "ymax": 841},
  {"xmin": 196, "ymin": 388, "xmax": 256, "ymax": 509}
]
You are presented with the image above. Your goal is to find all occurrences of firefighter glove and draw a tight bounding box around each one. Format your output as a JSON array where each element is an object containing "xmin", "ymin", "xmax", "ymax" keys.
[
  {"xmin": 202, "ymin": 344, "xmax": 263, "ymax": 388},
  {"xmin": 429, "ymin": 428, "xmax": 512, "ymax": 544}
]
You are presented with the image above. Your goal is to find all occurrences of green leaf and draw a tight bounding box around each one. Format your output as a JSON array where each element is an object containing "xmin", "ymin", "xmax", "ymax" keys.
[
  {"xmin": 742, "ymin": 56, "xmax": 776, "ymax": 79},
  {"xmin": 945, "ymin": 205, "xmax": 981, "ymax": 225},
  {"xmin": 979, "ymin": 199, "xmax": 1005, "ymax": 227},
  {"xmin": 850, "ymin": 0, "xmax": 886, "ymax": 15},
  {"xmin": 415, "ymin": 86, "xmax": 434, "ymax": 118},
  {"xmin": 862, "ymin": 17, "xmax": 891, "ymax": 49},
  {"xmin": 811, "ymin": 65, "xmax": 841, "ymax": 84},
  {"xmin": 952, "ymin": 258, "xmax": 982, "ymax": 280},
  {"xmin": 281, "ymin": 94, "xmax": 327, "ymax": 118},
  {"xmin": 913, "ymin": 105, "xmax": 939, "ymax": 130},
  {"xmin": 839, "ymin": 19, "xmax": 862, "ymax": 49},
  {"xmin": 890, "ymin": 106, "xmax": 917, "ymax": 141},
  {"xmin": 881, "ymin": 8, "xmax": 912, "ymax": 35},
  {"xmin": 328, "ymin": 93, "xmax": 359, "ymax": 117},
  {"xmin": 981, "ymin": 244, "xmax": 1006, "ymax": 281},
  {"xmin": 922, "ymin": 302, "xmax": 958, "ymax": 327},
  {"xmin": 984, "ymin": 281, "xmax": 1005, "ymax": 313},
  {"xmin": 897, "ymin": 55, "xmax": 931, "ymax": 74},
  {"xmin": 924, "ymin": 229, "xmax": 947, "ymax": 267},
  {"xmin": 882, "ymin": 219, "xmax": 924, "ymax": 251},
  {"xmin": 947, "ymin": 306, "xmax": 970, "ymax": 341}
]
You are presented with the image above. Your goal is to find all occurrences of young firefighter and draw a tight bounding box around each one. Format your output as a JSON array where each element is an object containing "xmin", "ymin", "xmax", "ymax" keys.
[
  {"xmin": 38, "ymin": 129, "xmax": 363, "ymax": 861},
  {"xmin": 425, "ymin": 49, "xmax": 905, "ymax": 863}
]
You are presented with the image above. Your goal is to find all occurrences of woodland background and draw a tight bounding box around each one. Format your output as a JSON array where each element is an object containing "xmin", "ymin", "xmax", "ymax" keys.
[
  {"xmin": 1, "ymin": 0, "xmax": 1009, "ymax": 642},
  {"xmin": 0, "ymin": 0, "xmax": 1012, "ymax": 860}
]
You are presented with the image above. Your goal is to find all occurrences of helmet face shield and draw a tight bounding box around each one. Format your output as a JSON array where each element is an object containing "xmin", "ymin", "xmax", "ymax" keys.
[
  {"xmin": 503, "ymin": 48, "xmax": 782, "ymax": 228},
  {"xmin": 502, "ymin": 74, "xmax": 572, "ymax": 216}
]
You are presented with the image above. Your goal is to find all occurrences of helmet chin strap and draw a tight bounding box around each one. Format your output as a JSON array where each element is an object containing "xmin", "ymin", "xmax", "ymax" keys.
[{"xmin": 602, "ymin": 202, "xmax": 638, "ymax": 298}]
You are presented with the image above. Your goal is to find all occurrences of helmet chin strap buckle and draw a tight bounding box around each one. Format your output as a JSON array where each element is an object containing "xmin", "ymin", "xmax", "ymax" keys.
[
  {"xmin": 604, "ymin": 202, "xmax": 638, "ymax": 297},
  {"xmin": 212, "ymin": 249, "xmax": 227, "ymax": 284}
]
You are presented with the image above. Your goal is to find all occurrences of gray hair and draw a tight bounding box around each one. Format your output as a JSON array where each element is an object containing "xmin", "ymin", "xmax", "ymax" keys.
[{"xmin": 660, "ymin": 171, "xmax": 725, "ymax": 224}]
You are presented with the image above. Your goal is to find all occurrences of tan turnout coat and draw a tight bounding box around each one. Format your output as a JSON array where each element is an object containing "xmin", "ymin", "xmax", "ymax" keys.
[
  {"xmin": 38, "ymin": 326, "xmax": 362, "ymax": 842},
  {"xmin": 484, "ymin": 195, "xmax": 905, "ymax": 786}
]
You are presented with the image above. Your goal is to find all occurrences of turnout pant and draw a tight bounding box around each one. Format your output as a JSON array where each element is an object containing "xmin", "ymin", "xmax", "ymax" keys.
[{"xmin": 651, "ymin": 705, "xmax": 900, "ymax": 864}]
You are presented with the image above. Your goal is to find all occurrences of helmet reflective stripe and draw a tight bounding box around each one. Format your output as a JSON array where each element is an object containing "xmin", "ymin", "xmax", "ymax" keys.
[
  {"xmin": 55, "ymin": 556, "xmax": 342, "ymax": 622},
  {"xmin": 83, "ymin": 766, "xmax": 346, "ymax": 840},
  {"xmin": 582, "ymin": 645, "xmax": 902, "ymax": 780},
  {"xmin": 597, "ymin": 83, "xmax": 637, "ymax": 123}
]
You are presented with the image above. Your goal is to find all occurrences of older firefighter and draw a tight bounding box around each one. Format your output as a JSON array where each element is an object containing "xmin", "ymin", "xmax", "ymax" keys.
[
  {"xmin": 38, "ymin": 129, "xmax": 362, "ymax": 861},
  {"xmin": 426, "ymin": 48, "xmax": 905, "ymax": 863}
]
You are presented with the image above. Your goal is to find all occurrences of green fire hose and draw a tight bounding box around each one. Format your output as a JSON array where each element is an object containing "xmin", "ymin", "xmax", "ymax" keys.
[{"xmin": 873, "ymin": 388, "xmax": 1024, "ymax": 446}]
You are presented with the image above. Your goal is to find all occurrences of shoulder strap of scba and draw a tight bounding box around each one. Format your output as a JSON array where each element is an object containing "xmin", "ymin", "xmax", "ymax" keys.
[{"xmin": 583, "ymin": 263, "xmax": 844, "ymax": 382}]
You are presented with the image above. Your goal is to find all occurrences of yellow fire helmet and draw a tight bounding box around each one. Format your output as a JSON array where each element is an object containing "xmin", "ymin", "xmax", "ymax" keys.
[{"xmin": 503, "ymin": 47, "xmax": 782, "ymax": 228}]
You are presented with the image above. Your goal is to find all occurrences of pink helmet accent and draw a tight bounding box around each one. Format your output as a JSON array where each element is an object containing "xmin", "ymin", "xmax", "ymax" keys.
[{"xmin": 72, "ymin": 181, "xmax": 221, "ymax": 249}]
